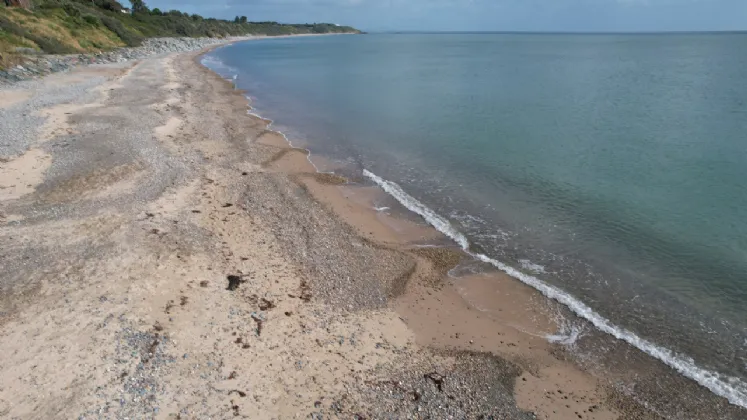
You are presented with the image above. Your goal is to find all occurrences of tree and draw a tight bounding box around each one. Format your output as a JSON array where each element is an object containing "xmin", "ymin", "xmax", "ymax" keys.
[
  {"xmin": 151, "ymin": 7, "xmax": 162, "ymax": 15},
  {"xmin": 240, "ymin": 16, "xmax": 247, "ymax": 23},
  {"xmin": 234, "ymin": 16, "xmax": 240, "ymax": 23},
  {"xmin": 129, "ymin": 0, "xmax": 148, "ymax": 14}
]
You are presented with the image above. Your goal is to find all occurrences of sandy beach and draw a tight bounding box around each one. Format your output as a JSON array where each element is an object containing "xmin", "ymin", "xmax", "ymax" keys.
[{"xmin": 0, "ymin": 40, "xmax": 739, "ymax": 419}]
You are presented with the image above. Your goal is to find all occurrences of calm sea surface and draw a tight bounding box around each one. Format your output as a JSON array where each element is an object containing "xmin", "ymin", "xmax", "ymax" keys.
[{"xmin": 205, "ymin": 33, "xmax": 747, "ymax": 408}]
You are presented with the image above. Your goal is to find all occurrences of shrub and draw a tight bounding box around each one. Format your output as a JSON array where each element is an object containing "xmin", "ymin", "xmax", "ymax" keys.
[
  {"xmin": 173, "ymin": 21, "xmax": 189, "ymax": 36},
  {"xmin": 82, "ymin": 13, "xmax": 98, "ymax": 25},
  {"xmin": 36, "ymin": 1, "xmax": 63, "ymax": 10},
  {"xmin": 95, "ymin": 0, "xmax": 122, "ymax": 12},
  {"xmin": 62, "ymin": 2, "xmax": 81, "ymax": 17}
]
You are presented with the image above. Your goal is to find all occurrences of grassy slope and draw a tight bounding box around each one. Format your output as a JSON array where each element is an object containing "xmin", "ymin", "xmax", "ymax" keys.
[{"xmin": 0, "ymin": 0, "xmax": 360, "ymax": 69}]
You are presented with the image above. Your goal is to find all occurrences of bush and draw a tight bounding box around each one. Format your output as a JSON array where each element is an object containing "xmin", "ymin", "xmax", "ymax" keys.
[
  {"xmin": 62, "ymin": 2, "xmax": 81, "ymax": 17},
  {"xmin": 173, "ymin": 21, "xmax": 190, "ymax": 36},
  {"xmin": 36, "ymin": 0, "xmax": 64, "ymax": 10},
  {"xmin": 95, "ymin": 0, "xmax": 123, "ymax": 12},
  {"xmin": 82, "ymin": 13, "xmax": 98, "ymax": 26}
]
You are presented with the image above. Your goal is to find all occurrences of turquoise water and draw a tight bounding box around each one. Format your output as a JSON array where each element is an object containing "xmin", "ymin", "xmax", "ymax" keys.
[{"xmin": 205, "ymin": 33, "xmax": 747, "ymax": 408}]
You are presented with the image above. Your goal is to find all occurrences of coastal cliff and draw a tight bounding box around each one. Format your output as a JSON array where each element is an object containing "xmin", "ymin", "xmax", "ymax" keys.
[{"xmin": 0, "ymin": 0, "xmax": 359, "ymax": 76}]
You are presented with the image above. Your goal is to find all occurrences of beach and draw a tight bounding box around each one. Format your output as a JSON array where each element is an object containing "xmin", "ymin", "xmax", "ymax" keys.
[{"xmin": 0, "ymin": 39, "xmax": 743, "ymax": 419}]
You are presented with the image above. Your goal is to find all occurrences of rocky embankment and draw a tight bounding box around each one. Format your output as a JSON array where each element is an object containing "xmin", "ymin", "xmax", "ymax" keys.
[{"xmin": 0, "ymin": 37, "xmax": 234, "ymax": 86}]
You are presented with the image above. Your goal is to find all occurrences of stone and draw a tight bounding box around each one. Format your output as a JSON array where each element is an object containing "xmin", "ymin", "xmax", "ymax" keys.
[{"xmin": 1, "ymin": 37, "xmax": 228, "ymax": 86}]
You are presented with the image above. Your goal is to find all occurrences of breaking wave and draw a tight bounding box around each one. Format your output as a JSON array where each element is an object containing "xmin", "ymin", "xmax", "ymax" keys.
[{"xmin": 362, "ymin": 169, "xmax": 747, "ymax": 409}]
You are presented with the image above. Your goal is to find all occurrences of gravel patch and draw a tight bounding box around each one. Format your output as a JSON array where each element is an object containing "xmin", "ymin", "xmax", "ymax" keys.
[
  {"xmin": 346, "ymin": 351, "xmax": 536, "ymax": 419},
  {"xmin": 0, "ymin": 76, "xmax": 107, "ymax": 158}
]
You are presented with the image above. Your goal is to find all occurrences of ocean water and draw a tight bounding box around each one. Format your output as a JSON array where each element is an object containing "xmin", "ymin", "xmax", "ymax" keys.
[{"xmin": 204, "ymin": 33, "xmax": 747, "ymax": 410}]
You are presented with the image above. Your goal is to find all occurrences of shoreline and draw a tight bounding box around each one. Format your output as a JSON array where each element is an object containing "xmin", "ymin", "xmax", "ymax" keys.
[
  {"xmin": 0, "ymin": 33, "xmax": 358, "ymax": 87},
  {"xmin": 0, "ymin": 42, "xmax": 542, "ymax": 418},
  {"xmin": 195, "ymin": 44, "xmax": 626, "ymax": 419},
  {"xmin": 198, "ymin": 39, "xmax": 747, "ymax": 418},
  {"xmin": 0, "ymin": 37, "xmax": 742, "ymax": 418}
]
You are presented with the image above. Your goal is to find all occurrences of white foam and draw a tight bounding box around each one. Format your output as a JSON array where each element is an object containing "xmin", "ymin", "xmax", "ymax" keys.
[
  {"xmin": 245, "ymin": 107, "xmax": 324, "ymax": 173},
  {"xmin": 200, "ymin": 55, "xmax": 239, "ymax": 76},
  {"xmin": 363, "ymin": 170, "xmax": 469, "ymax": 249},
  {"xmin": 519, "ymin": 259, "xmax": 546, "ymax": 274},
  {"xmin": 362, "ymin": 169, "xmax": 747, "ymax": 409},
  {"xmin": 202, "ymin": 53, "xmax": 327, "ymax": 175},
  {"xmin": 546, "ymin": 322, "xmax": 585, "ymax": 346}
]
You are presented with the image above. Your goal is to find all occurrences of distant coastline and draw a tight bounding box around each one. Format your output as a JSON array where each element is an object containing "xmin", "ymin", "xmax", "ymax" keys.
[
  {"xmin": 379, "ymin": 30, "xmax": 747, "ymax": 35},
  {"xmin": 0, "ymin": 0, "xmax": 360, "ymax": 70}
]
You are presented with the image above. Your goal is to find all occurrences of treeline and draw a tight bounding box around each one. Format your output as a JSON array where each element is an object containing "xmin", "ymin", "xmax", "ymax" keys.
[
  {"xmin": 0, "ymin": 0, "xmax": 359, "ymax": 56},
  {"xmin": 112, "ymin": 0, "xmax": 359, "ymax": 41}
]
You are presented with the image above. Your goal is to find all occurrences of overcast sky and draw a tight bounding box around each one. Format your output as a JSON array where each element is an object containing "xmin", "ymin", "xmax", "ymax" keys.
[{"xmin": 145, "ymin": 0, "xmax": 747, "ymax": 32}]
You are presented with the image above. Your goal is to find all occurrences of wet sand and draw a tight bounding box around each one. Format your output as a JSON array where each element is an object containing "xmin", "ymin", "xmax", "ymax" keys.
[
  {"xmin": 254, "ymin": 73, "xmax": 630, "ymax": 418},
  {"xmin": 235, "ymin": 42, "xmax": 747, "ymax": 419},
  {"xmin": 0, "ymin": 40, "xmax": 743, "ymax": 419}
]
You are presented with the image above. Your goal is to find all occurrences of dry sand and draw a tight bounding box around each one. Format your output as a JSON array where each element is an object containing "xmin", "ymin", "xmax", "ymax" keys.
[
  {"xmin": 1, "ymin": 41, "xmax": 727, "ymax": 420},
  {"xmin": 0, "ymin": 90, "xmax": 31, "ymax": 109},
  {"xmin": 0, "ymin": 148, "xmax": 52, "ymax": 201}
]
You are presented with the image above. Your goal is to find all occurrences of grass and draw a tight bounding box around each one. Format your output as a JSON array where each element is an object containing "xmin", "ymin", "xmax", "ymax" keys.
[
  {"xmin": 1, "ymin": 6, "xmax": 124, "ymax": 55},
  {"xmin": 0, "ymin": 0, "xmax": 360, "ymax": 70}
]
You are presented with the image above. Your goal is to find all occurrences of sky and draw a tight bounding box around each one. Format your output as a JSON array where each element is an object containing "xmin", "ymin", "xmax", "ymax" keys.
[{"xmin": 145, "ymin": 0, "xmax": 747, "ymax": 33}]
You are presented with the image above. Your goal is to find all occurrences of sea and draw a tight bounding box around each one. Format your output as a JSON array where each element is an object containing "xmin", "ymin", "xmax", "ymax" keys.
[{"xmin": 203, "ymin": 33, "xmax": 747, "ymax": 415}]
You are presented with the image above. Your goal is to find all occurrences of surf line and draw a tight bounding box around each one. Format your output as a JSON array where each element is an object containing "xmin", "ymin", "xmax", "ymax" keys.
[{"xmin": 362, "ymin": 168, "xmax": 747, "ymax": 410}]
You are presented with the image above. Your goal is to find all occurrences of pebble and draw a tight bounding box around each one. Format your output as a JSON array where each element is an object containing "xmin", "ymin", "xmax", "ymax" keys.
[{"xmin": 0, "ymin": 37, "xmax": 239, "ymax": 86}]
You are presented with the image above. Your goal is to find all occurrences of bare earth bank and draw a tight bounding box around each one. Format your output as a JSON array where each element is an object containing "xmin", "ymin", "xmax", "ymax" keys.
[{"xmin": 0, "ymin": 47, "xmax": 664, "ymax": 419}]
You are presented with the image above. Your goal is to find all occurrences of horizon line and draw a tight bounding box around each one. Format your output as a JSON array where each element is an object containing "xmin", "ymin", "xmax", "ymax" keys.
[{"xmin": 362, "ymin": 30, "xmax": 747, "ymax": 35}]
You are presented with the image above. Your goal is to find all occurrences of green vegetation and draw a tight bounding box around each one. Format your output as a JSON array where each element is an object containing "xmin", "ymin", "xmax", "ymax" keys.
[{"xmin": 0, "ymin": 0, "xmax": 360, "ymax": 68}]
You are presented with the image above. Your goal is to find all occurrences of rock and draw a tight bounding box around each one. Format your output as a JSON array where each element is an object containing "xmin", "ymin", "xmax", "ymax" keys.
[
  {"xmin": 14, "ymin": 47, "xmax": 38, "ymax": 55},
  {"xmin": 1, "ymin": 37, "xmax": 234, "ymax": 86}
]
